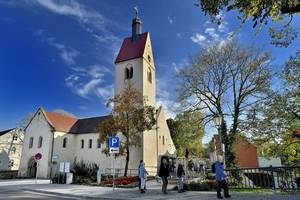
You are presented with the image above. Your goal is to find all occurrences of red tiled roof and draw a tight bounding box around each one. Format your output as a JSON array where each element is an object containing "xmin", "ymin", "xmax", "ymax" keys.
[
  {"xmin": 115, "ymin": 32, "xmax": 148, "ymax": 63},
  {"xmin": 44, "ymin": 111, "xmax": 112, "ymax": 134},
  {"xmin": 45, "ymin": 112, "xmax": 78, "ymax": 133}
]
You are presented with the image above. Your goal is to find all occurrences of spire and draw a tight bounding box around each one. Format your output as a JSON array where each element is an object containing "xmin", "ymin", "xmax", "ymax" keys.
[{"xmin": 132, "ymin": 6, "xmax": 142, "ymax": 41}]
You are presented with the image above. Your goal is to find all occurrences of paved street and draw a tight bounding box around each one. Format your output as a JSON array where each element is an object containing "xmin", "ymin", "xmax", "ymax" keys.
[
  {"xmin": 0, "ymin": 188, "xmax": 80, "ymax": 200},
  {"xmin": 0, "ymin": 179, "xmax": 300, "ymax": 200}
]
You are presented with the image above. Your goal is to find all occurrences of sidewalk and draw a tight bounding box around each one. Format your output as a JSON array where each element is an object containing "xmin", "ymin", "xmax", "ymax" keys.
[{"xmin": 1, "ymin": 179, "xmax": 300, "ymax": 200}]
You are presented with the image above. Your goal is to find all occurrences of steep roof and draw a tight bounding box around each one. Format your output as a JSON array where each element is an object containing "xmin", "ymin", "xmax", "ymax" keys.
[
  {"xmin": 115, "ymin": 32, "xmax": 148, "ymax": 63},
  {"xmin": 43, "ymin": 111, "xmax": 111, "ymax": 134}
]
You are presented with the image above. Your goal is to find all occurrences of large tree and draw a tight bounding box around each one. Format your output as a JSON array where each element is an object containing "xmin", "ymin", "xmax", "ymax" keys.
[
  {"xmin": 242, "ymin": 50, "xmax": 300, "ymax": 165},
  {"xmin": 178, "ymin": 40, "xmax": 271, "ymax": 167},
  {"xmin": 99, "ymin": 85, "xmax": 156, "ymax": 176},
  {"xmin": 195, "ymin": 0, "xmax": 299, "ymax": 47},
  {"xmin": 167, "ymin": 111, "xmax": 205, "ymax": 159}
]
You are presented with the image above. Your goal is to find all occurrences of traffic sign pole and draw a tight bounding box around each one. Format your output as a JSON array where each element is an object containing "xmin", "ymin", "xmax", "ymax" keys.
[
  {"xmin": 35, "ymin": 161, "xmax": 38, "ymax": 184},
  {"xmin": 113, "ymin": 154, "xmax": 115, "ymax": 192}
]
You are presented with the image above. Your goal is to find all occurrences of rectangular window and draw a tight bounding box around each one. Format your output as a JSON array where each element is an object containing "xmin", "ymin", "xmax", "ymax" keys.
[
  {"xmin": 162, "ymin": 136, "xmax": 165, "ymax": 145},
  {"xmin": 81, "ymin": 140, "xmax": 84, "ymax": 149},
  {"xmin": 89, "ymin": 139, "xmax": 92, "ymax": 149},
  {"xmin": 97, "ymin": 139, "xmax": 101, "ymax": 148}
]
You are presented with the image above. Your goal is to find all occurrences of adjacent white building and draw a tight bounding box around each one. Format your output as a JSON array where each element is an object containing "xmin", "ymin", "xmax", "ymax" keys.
[{"xmin": 18, "ymin": 13, "xmax": 176, "ymax": 178}]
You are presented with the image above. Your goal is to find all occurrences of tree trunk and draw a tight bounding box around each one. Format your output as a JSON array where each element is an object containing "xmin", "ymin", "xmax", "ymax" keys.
[{"xmin": 124, "ymin": 137, "xmax": 130, "ymax": 177}]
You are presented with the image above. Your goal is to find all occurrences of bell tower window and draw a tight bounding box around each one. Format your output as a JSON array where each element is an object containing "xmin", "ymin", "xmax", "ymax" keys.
[{"xmin": 125, "ymin": 66, "xmax": 133, "ymax": 79}]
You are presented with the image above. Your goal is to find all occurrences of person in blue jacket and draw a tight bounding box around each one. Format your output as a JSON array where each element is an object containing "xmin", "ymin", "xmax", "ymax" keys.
[
  {"xmin": 139, "ymin": 161, "xmax": 147, "ymax": 193},
  {"xmin": 213, "ymin": 156, "xmax": 231, "ymax": 199}
]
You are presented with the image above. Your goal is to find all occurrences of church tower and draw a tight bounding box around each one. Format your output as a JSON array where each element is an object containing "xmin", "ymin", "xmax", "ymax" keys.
[
  {"xmin": 114, "ymin": 10, "xmax": 157, "ymax": 169},
  {"xmin": 114, "ymin": 11, "xmax": 156, "ymax": 108}
]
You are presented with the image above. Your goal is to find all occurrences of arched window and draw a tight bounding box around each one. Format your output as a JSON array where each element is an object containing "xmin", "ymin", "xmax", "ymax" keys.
[
  {"xmin": 89, "ymin": 139, "xmax": 92, "ymax": 149},
  {"xmin": 38, "ymin": 136, "xmax": 43, "ymax": 148},
  {"xmin": 125, "ymin": 66, "xmax": 133, "ymax": 79},
  {"xmin": 147, "ymin": 67, "xmax": 152, "ymax": 83},
  {"xmin": 11, "ymin": 146, "xmax": 16, "ymax": 154},
  {"xmin": 81, "ymin": 139, "xmax": 84, "ymax": 149},
  {"xmin": 29, "ymin": 137, "xmax": 33, "ymax": 148},
  {"xmin": 63, "ymin": 137, "xmax": 67, "ymax": 148}
]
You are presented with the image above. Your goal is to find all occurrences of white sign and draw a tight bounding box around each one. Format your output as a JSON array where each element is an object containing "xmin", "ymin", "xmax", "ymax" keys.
[
  {"xmin": 52, "ymin": 154, "xmax": 59, "ymax": 161},
  {"xmin": 109, "ymin": 147, "xmax": 119, "ymax": 154},
  {"xmin": 64, "ymin": 162, "xmax": 70, "ymax": 173},
  {"xmin": 59, "ymin": 162, "xmax": 70, "ymax": 173},
  {"xmin": 59, "ymin": 162, "xmax": 65, "ymax": 172}
]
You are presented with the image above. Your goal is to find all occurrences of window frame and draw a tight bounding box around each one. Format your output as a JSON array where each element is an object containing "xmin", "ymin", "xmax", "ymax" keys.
[
  {"xmin": 63, "ymin": 137, "xmax": 67, "ymax": 148},
  {"xmin": 29, "ymin": 137, "xmax": 33, "ymax": 149},
  {"xmin": 89, "ymin": 139, "xmax": 92, "ymax": 149},
  {"xmin": 38, "ymin": 136, "xmax": 43, "ymax": 148},
  {"xmin": 81, "ymin": 139, "xmax": 84, "ymax": 149}
]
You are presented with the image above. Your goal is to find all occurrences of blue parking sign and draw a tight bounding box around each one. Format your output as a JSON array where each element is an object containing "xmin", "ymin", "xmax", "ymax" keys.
[{"xmin": 109, "ymin": 137, "xmax": 120, "ymax": 148}]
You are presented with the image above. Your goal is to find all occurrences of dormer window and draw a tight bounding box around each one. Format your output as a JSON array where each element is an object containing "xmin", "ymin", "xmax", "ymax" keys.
[{"xmin": 125, "ymin": 66, "xmax": 133, "ymax": 79}]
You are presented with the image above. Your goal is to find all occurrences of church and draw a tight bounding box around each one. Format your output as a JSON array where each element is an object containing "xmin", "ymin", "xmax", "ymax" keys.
[{"xmin": 18, "ymin": 13, "xmax": 176, "ymax": 178}]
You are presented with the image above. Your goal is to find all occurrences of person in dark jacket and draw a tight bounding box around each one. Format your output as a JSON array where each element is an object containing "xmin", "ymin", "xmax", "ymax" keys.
[
  {"xmin": 177, "ymin": 159, "xmax": 185, "ymax": 193},
  {"xmin": 214, "ymin": 156, "xmax": 231, "ymax": 199},
  {"xmin": 159, "ymin": 157, "xmax": 170, "ymax": 194}
]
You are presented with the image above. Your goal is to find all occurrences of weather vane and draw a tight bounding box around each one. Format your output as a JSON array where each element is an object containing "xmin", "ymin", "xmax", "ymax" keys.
[{"xmin": 134, "ymin": 6, "xmax": 138, "ymax": 17}]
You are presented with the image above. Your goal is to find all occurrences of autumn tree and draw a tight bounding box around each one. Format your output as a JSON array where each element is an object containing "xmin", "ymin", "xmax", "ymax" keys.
[
  {"xmin": 99, "ymin": 85, "xmax": 156, "ymax": 176},
  {"xmin": 195, "ymin": 0, "xmax": 300, "ymax": 47},
  {"xmin": 178, "ymin": 40, "xmax": 271, "ymax": 167},
  {"xmin": 242, "ymin": 50, "xmax": 300, "ymax": 165},
  {"xmin": 167, "ymin": 111, "xmax": 205, "ymax": 159}
]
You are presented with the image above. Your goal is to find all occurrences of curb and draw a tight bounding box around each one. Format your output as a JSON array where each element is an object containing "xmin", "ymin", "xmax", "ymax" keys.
[{"xmin": 22, "ymin": 189, "xmax": 129, "ymax": 200}]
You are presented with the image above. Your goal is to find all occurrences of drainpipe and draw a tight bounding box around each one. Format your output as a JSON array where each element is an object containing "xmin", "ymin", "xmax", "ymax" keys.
[{"xmin": 49, "ymin": 130, "xmax": 55, "ymax": 184}]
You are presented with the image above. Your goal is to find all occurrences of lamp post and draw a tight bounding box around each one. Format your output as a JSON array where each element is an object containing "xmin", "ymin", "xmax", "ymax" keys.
[{"xmin": 214, "ymin": 115, "xmax": 225, "ymax": 166}]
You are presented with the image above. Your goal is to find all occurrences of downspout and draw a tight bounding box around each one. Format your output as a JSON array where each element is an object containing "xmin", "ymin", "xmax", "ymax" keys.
[{"xmin": 49, "ymin": 129, "xmax": 55, "ymax": 183}]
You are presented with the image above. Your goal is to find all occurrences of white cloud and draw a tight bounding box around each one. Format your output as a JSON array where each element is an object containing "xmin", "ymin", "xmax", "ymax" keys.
[
  {"xmin": 190, "ymin": 33, "xmax": 207, "ymax": 46},
  {"xmin": 190, "ymin": 11, "xmax": 231, "ymax": 47},
  {"xmin": 46, "ymin": 38, "xmax": 79, "ymax": 65},
  {"xmin": 204, "ymin": 27, "xmax": 220, "ymax": 41},
  {"xmin": 167, "ymin": 16, "xmax": 173, "ymax": 24},
  {"xmin": 32, "ymin": 0, "xmax": 106, "ymax": 32},
  {"xmin": 52, "ymin": 109, "xmax": 76, "ymax": 117},
  {"xmin": 65, "ymin": 65, "xmax": 112, "ymax": 100}
]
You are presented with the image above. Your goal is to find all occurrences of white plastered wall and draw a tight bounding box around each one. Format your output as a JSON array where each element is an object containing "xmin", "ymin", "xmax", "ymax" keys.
[{"xmin": 18, "ymin": 110, "xmax": 52, "ymax": 178}]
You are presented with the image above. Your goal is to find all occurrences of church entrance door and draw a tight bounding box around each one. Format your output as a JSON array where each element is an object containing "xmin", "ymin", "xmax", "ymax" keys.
[{"xmin": 27, "ymin": 157, "xmax": 37, "ymax": 177}]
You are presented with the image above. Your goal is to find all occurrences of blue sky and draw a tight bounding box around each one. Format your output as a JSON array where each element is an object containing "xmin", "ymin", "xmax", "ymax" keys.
[{"xmin": 0, "ymin": 0, "xmax": 299, "ymax": 143}]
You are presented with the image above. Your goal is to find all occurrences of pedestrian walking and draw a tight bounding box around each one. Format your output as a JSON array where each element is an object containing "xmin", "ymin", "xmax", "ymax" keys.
[
  {"xmin": 138, "ymin": 160, "xmax": 143, "ymax": 190},
  {"xmin": 177, "ymin": 159, "xmax": 185, "ymax": 193},
  {"xmin": 213, "ymin": 156, "xmax": 231, "ymax": 199},
  {"xmin": 139, "ymin": 161, "xmax": 147, "ymax": 193},
  {"xmin": 159, "ymin": 157, "xmax": 170, "ymax": 194}
]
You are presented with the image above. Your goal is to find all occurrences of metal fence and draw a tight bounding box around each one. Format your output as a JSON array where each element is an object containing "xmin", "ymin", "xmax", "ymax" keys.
[
  {"xmin": 225, "ymin": 166, "xmax": 300, "ymax": 190},
  {"xmin": 105, "ymin": 166, "xmax": 158, "ymax": 177}
]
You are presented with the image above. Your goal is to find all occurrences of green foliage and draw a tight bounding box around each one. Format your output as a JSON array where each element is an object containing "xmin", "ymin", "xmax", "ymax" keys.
[
  {"xmin": 196, "ymin": 0, "xmax": 299, "ymax": 47},
  {"xmin": 71, "ymin": 160, "xmax": 98, "ymax": 184},
  {"xmin": 243, "ymin": 50, "xmax": 300, "ymax": 165},
  {"xmin": 167, "ymin": 111, "xmax": 205, "ymax": 158},
  {"xmin": 99, "ymin": 84, "xmax": 156, "ymax": 176}
]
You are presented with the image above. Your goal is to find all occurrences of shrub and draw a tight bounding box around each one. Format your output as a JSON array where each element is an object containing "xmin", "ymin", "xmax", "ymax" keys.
[{"xmin": 71, "ymin": 160, "xmax": 98, "ymax": 184}]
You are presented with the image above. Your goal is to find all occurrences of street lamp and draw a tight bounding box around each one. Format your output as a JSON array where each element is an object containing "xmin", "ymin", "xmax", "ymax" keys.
[{"xmin": 214, "ymin": 115, "xmax": 225, "ymax": 166}]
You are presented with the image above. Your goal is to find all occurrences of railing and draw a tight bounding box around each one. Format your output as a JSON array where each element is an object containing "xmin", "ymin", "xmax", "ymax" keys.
[
  {"xmin": 105, "ymin": 166, "xmax": 158, "ymax": 177},
  {"xmin": 225, "ymin": 166, "xmax": 300, "ymax": 190}
]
